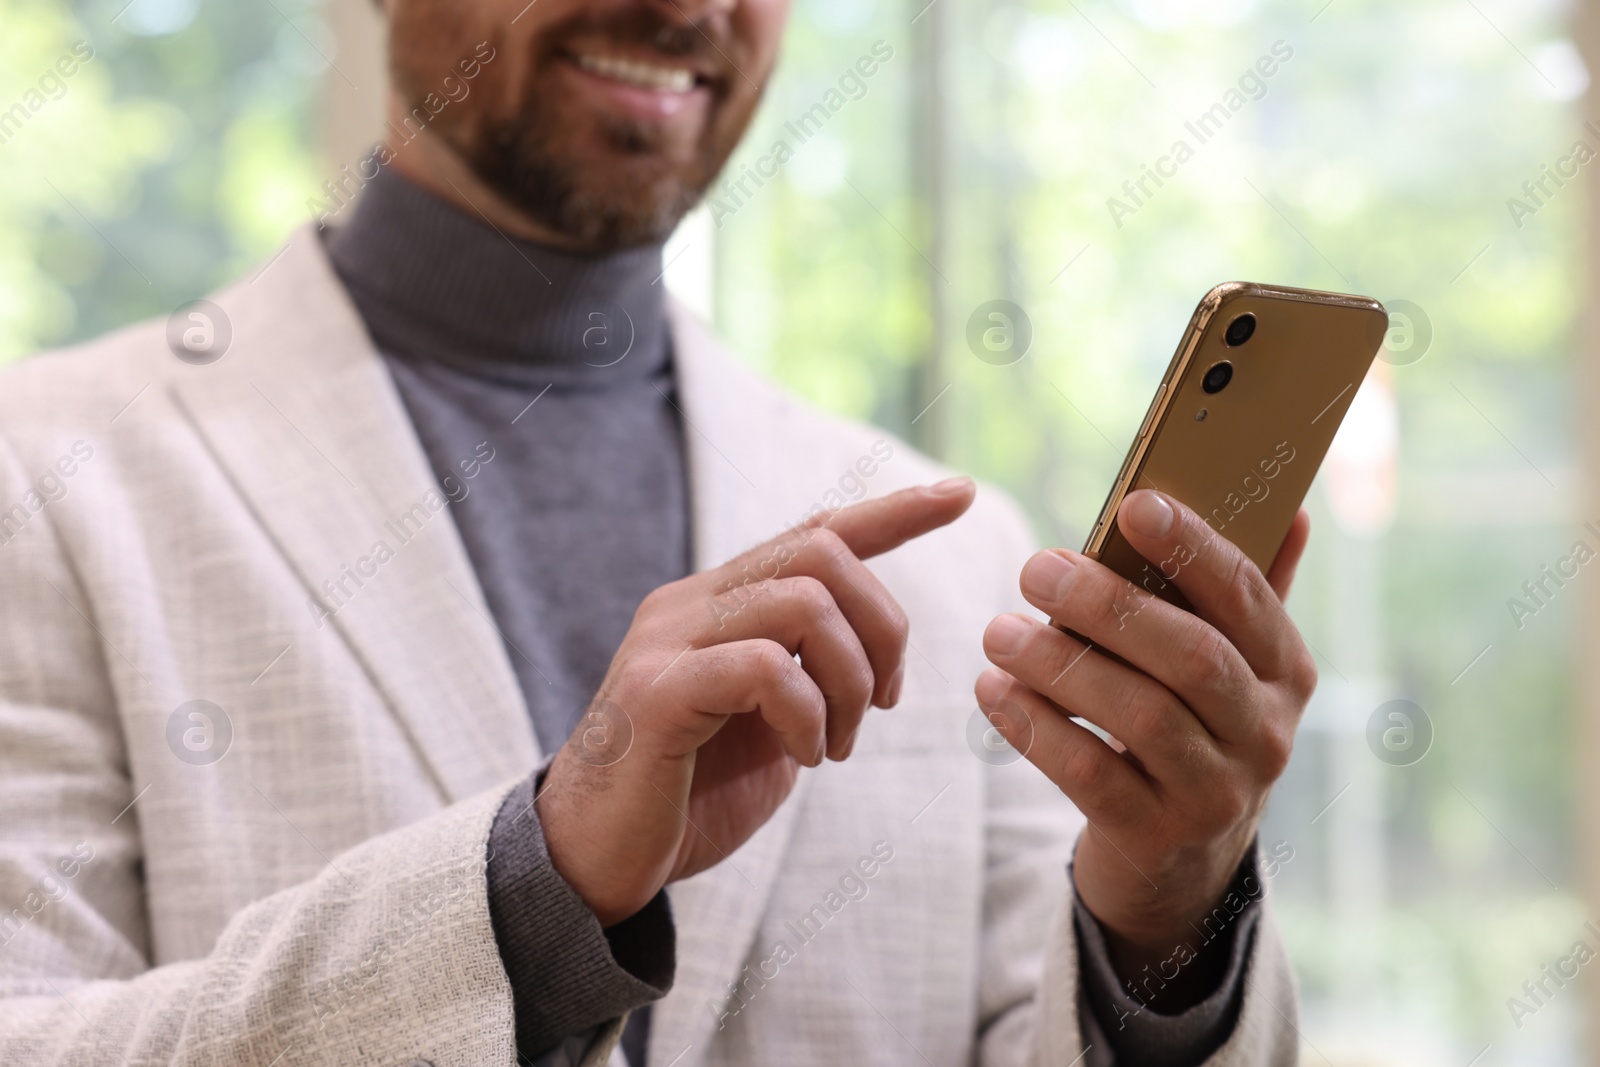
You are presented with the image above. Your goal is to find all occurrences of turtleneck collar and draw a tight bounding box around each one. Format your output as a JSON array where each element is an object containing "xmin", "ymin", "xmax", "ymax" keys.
[{"xmin": 323, "ymin": 166, "xmax": 670, "ymax": 386}]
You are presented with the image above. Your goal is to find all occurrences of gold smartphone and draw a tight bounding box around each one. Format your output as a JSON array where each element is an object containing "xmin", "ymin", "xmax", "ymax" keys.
[{"xmin": 1085, "ymin": 282, "xmax": 1389, "ymax": 610}]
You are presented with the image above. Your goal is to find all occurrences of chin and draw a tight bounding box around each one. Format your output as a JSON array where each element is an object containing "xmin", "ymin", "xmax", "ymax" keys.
[
  {"xmin": 485, "ymin": 150, "xmax": 714, "ymax": 251},
  {"xmin": 525, "ymin": 174, "xmax": 699, "ymax": 249},
  {"xmin": 463, "ymin": 103, "xmax": 732, "ymax": 252}
]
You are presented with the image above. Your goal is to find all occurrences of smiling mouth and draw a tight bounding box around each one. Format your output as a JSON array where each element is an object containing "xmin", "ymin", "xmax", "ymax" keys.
[{"xmin": 569, "ymin": 50, "xmax": 707, "ymax": 94}]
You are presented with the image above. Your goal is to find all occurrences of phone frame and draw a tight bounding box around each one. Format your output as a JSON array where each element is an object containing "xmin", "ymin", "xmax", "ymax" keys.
[{"xmin": 1083, "ymin": 281, "xmax": 1386, "ymax": 560}]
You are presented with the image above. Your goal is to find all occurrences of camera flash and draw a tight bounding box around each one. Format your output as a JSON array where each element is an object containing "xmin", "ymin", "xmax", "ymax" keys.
[{"xmin": 1196, "ymin": 409, "xmax": 1209, "ymax": 422}]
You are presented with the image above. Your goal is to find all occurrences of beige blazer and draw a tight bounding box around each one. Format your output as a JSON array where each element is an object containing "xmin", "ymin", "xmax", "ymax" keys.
[{"xmin": 0, "ymin": 225, "xmax": 1299, "ymax": 1065}]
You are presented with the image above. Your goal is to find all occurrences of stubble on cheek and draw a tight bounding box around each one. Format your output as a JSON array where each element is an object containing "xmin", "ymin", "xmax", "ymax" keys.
[{"xmin": 387, "ymin": 2, "xmax": 772, "ymax": 250}]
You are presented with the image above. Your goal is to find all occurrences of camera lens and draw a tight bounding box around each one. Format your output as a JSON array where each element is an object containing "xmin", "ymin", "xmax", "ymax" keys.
[
  {"xmin": 1224, "ymin": 313, "xmax": 1257, "ymax": 347},
  {"xmin": 1202, "ymin": 361, "xmax": 1233, "ymax": 395}
]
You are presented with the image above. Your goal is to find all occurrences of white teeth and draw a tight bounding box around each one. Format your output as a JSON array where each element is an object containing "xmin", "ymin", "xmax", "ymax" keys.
[{"xmin": 574, "ymin": 52, "xmax": 696, "ymax": 93}]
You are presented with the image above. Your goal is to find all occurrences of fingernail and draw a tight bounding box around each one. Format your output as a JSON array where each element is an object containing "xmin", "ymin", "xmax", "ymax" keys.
[
  {"xmin": 883, "ymin": 664, "xmax": 905, "ymax": 708},
  {"xmin": 815, "ymin": 736, "xmax": 827, "ymax": 766},
  {"xmin": 1021, "ymin": 551, "xmax": 1075, "ymax": 604},
  {"xmin": 985, "ymin": 614, "xmax": 1031, "ymax": 657},
  {"xmin": 1124, "ymin": 491, "xmax": 1175, "ymax": 538},
  {"xmin": 984, "ymin": 706, "xmax": 1015, "ymax": 738},
  {"xmin": 931, "ymin": 477, "xmax": 973, "ymax": 496},
  {"xmin": 838, "ymin": 728, "xmax": 860, "ymax": 761},
  {"xmin": 974, "ymin": 666, "xmax": 1010, "ymax": 708}
]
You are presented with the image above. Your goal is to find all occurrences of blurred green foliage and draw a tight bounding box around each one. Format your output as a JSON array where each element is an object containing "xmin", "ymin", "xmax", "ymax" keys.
[
  {"xmin": 0, "ymin": 0, "xmax": 323, "ymax": 363},
  {"xmin": 719, "ymin": 0, "xmax": 1586, "ymax": 1060}
]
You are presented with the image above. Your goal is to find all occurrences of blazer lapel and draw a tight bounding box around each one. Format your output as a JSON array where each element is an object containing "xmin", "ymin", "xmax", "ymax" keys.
[
  {"xmin": 170, "ymin": 225, "xmax": 538, "ymax": 802},
  {"xmin": 648, "ymin": 304, "xmax": 820, "ymax": 1067},
  {"xmin": 174, "ymin": 247, "xmax": 817, "ymax": 1057}
]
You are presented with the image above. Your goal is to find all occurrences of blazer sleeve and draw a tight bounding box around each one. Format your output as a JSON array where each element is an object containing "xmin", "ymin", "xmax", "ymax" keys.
[
  {"xmin": 967, "ymin": 489, "xmax": 1303, "ymax": 1067},
  {"xmin": 0, "ymin": 433, "xmax": 524, "ymax": 1066}
]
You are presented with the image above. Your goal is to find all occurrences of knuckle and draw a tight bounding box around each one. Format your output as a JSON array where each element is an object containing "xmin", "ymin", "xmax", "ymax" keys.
[
  {"xmin": 1180, "ymin": 626, "xmax": 1239, "ymax": 698},
  {"xmin": 1174, "ymin": 730, "xmax": 1213, "ymax": 775},
  {"xmin": 750, "ymin": 640, "xmax": 798, "ymax": 686},
  {"xmin": 805, "ymin": 526, "xmax": 848, "ymax": 562},
  {"xmin": 786, "ymin": 575, "xmax": 835, "ymax": 616},
  {"xmin": 745, "ymin": 643, "xmax": 820, "ymax": 719},
  {"xmin": 1286, "ymin": 647, "xmax": 1319, "ymax": 699},
  {"xmin": 1060, "ymin": 737, "xmax": 1108, "ymax": 793},
  {"xmin": 636, "ymin": 583, "xmax": 677, "ymax": 619},
  {"xmin": 842, "ymin": 668, "xmax": 875, "ymax": 710},
  {"xmin": 1116, "ymin": 686, "xmax": 1172, "ymax": 746},
  {"xmin": 1257, "ymin": 718, "xmax": 1296, "ymax": 779},
  {"xmin": 1093, "ymin": 574, "xmax": 1144, "ymax": 635},
  {"xmin": 1042, "ymin": 637, "xmax": 1081, "ymax": 691},
  {"xmin": 1219, "ymin": 551, "xmax": 1263, "ymax": 619}
]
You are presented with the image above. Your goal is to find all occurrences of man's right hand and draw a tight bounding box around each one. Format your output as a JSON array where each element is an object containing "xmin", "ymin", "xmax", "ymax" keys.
[{"xmin": 536, "ymin": 479, "xmax": 976, "ymax": 926}]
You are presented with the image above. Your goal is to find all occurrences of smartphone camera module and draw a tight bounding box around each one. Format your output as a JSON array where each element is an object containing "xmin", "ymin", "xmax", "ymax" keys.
[
  {"xmin": 1224, "ymin": 313, "xmax": 1257, "ymax": 347},
  {"xmin": 1202, "ymin": 361, "xmax": 1233, "ymax": 395}
]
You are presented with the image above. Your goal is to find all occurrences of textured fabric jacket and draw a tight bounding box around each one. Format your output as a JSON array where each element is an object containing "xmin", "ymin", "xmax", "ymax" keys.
[{"xmin": 0, "ymin": 226, "xmax": 1299, "ymax": 1065}]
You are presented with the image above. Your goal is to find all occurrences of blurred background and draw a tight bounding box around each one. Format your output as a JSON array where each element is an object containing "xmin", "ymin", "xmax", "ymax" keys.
[{"xmin": 2, "ymin": 0, "xmax": 1594, "ymax": 1061}]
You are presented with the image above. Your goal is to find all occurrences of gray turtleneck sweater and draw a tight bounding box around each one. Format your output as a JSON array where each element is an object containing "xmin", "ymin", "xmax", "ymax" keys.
[
  {"xmin": 325, "ymin": 168, "xmax": 682, "ymax": 1066},
  {"xmin": 323, "ymin": 168, "xmax": 1258, "ymax": 1067}
]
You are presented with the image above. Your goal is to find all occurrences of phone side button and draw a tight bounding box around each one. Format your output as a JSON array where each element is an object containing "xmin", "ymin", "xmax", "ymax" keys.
[{"xmin": 1136, "ymin": 384, "xmax": 1167, "ymax": 441}]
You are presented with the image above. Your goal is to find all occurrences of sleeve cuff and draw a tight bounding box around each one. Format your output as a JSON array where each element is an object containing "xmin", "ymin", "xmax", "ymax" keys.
[
  {"xmin": 1071, "ymin": 844, "xmax": 1266, "ymax": 1067},
  {"xmin": 486, "ymin": 772, "xmax": 676, "ymax": 1058}
]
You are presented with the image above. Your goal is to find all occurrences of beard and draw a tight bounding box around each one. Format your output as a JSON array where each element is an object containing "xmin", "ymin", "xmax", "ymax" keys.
[
  {"xmin": 392, "ymin": 5, "xmax": 765, "ymax": 253},
  {"xmin": 465, "ymin": 103, "xmax": 727, "ymax": 251}
]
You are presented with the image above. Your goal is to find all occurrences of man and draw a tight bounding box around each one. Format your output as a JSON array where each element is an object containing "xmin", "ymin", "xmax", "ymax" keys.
[{"xmin": 0, "ymin": 0, "xmax": 1315, "ymax": 1063}]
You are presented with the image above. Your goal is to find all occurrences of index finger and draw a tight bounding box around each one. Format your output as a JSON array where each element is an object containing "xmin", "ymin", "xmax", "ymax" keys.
[
  {"xmin": 817, "ymin": 477, "xmax": 977, "ymax": 559},
  {"xmin": 1113, "ymin": 489, "xmax": 1302, "ymax": 681},
  {"xmin": 716, "ymin": 478, "xmax": 977, "ymax": 583},
  {"xmin": 703, "ymin": 478, "xmax": 976, "ymax": 709}
]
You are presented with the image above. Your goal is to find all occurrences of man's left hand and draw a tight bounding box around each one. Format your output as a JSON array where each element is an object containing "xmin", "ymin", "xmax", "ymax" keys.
[{"xmin": 975, "ymin": 488, "xmax": 1317, "ymax": 1004}]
